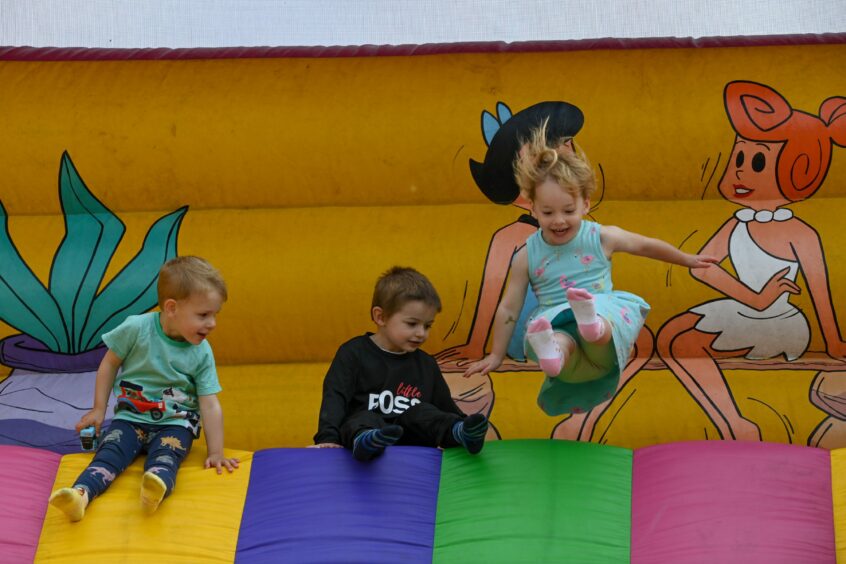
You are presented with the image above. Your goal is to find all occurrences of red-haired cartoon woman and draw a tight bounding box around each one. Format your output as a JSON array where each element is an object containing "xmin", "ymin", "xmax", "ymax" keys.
[{"xmin": 657, "ymin": 81, "xmax": 846, "ymax": 441}]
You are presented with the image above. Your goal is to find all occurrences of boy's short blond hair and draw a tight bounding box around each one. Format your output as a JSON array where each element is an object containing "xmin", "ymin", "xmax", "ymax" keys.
[
  {"xmin": 157, "ymin": 256, "xmax": 227, "ymax": 308},
  {"xmin": 372, "ymin": 266, "xmax": 441, "ymax": 319},
  {"xmin": 514, "ymin": 117, "xmax": 596, "ymax": 202}
]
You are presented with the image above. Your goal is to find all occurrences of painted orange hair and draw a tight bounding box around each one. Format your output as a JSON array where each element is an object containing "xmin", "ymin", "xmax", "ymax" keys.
[{"xmin": 724, "ymin": 81, "xmax": 846, "ymax": 201}]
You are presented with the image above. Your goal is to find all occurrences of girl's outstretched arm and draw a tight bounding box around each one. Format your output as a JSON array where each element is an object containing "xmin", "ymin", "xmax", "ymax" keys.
[
  {"xmin": 463, "ymin": 248, "xmax": 530, "ymax": 377},
  {"xmin": 600, "ymin": 225, "xmax": 720, "ymax": 268}
]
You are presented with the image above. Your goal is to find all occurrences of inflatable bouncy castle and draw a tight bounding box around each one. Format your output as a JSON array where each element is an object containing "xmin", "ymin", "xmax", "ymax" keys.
[{"xmin": 1, "ymin": 25, "xmax": 845, "ymax": 563}]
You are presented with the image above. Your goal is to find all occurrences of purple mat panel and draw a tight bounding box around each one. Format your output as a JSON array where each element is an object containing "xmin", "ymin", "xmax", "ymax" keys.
[
  {"xmin": 631, "ymin": 441, "xmax": 835, "ymax": 564},
  {"xmin": 0, "ymin": 419, "xmax": 84, "ymax": 453},
  {"xmin": 0, "ymin": 445, "xmax": 61, "ymax": 563},
  {"xmin": 235, "ymin": 446, "xmax": 442, "ymax": 563}
]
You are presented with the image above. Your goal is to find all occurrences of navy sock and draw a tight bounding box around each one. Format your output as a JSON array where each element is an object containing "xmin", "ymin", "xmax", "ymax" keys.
[
  {"xmin": 353, "ymin": 425, "xmax": 403, "ymax": 461},
  {"xmin": 452, "ymin": 414, "xmax": 488, "ymax": 454}
]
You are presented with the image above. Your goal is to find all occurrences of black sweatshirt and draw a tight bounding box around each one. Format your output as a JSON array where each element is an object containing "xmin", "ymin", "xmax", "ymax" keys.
[{"xmin": 314, "ymin": 333, "xmax": 465, "ymax": 444}]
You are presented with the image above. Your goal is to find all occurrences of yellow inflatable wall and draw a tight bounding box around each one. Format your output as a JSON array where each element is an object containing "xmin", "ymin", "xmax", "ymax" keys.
[{"xmin": 1, "ymin": 40, "xmax": 845, "ymax": 451}]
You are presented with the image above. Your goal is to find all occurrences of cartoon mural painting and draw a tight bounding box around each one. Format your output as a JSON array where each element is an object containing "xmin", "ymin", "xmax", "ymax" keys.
[
  {"xmin": 437, "ymin": 101, "xmax": 655, "ymax": 441},
  {"xmin": 809, "ymin": 370, "xmax": 846, "ymax": 447},
  {"xmin": 655, "ymin": 81, "xmax": 846, "ymax": 444},
  {"xmin": 0, "ymin": 152, "xmax": 187, "ymax": 452}
]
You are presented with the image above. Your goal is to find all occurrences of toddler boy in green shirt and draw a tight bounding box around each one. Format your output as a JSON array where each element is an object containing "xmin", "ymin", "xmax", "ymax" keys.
[{"xmin": 49, "ymin": 256, "xmax": 239, "ymax": 521}]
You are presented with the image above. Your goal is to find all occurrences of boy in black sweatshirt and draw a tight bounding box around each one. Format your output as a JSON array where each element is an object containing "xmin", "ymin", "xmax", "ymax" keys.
[{"xmin": 313, "ymin": 266, "xmax": 488, "ymax": 460}]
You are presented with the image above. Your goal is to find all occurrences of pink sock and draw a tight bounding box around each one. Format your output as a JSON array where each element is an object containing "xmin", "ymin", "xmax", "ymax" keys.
[
  {"xmin": 567, "ymin": 287, "xmax": 606, "ymax": 342},
  {"xmin": 526, "ymin": 317, "xmax": 564, "ymax": 376}
]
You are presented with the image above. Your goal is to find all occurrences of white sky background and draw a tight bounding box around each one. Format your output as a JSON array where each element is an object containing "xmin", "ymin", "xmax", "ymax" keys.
[{"xmin": 1, "ymin": 0, "xmax": 845, "ymax": 49}]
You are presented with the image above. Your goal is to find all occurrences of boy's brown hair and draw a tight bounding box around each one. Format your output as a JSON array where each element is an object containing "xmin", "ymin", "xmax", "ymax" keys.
[
  {"xmin": 372, "ymin": 266, "xmax": 441, "ymax": 319},
  {"xmin": 157, "ymin": 256, "xmax": 228, "ymax": 308}
]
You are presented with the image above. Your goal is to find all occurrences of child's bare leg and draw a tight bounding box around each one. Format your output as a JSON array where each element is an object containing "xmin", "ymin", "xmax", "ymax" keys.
[
  {"xmin": 49, "ymin": 486, "xmax": 90, "ymax": 522},
  {"xmin": 566, "ymin": 287, "xmax": 612, "ymax": 345},
  {"xmin": 527, "ymin": 318, "xmax": 575, "ymax": 377},
  {"xmin": 553, "ymin": 327, "xmax": 654, "ymax": 441}
]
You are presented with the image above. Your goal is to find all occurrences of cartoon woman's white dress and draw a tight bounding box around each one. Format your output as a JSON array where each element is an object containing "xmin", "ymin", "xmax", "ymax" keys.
[{"xmin": 690, "ymin": 208, "xmax": 810, "ymax": 360}]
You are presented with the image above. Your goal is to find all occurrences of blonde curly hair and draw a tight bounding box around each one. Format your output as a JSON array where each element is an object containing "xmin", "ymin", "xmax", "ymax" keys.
[{"xmin": 513, "ymin": 117, "xmax": 596, "ymax": 202}]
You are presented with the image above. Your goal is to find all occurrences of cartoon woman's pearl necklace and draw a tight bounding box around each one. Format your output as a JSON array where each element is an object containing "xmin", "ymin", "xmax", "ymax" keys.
[{"xmin": 735, "ymin": 208, "xmax": 793, "ymax": 223}]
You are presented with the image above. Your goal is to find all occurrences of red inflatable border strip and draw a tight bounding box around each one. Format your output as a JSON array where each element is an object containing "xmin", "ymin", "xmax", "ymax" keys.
[{"xmin": 1, "ymin": 33, "xmax": 845, "ymax": 61}]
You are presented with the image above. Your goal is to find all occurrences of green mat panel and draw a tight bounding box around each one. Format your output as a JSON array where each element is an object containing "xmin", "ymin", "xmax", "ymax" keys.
[{"xmin": 433, "ymin": 440, "xmax": 633, "ymax": 564}]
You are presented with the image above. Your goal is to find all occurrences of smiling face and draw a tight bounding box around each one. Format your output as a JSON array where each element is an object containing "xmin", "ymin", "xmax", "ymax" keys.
[
  {"xmin": 718, "ymin": 136, "xmax": 788, "ymax": 210},
  {"xmin": 531, "ymin": 178, "xmax": 590, "ymax": 246},
  {"xmin": 371, "ymin": 299, "xmax": 437, "ymax": 353},
  {"xmin": 161, "ymin": 289, "xmax": 224, "ymax": 345}
]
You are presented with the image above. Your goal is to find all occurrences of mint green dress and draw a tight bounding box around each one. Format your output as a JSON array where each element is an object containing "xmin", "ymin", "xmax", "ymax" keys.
[{"xmin": 524, "ymin": 220, "xmax": 650, "ymax": 415}]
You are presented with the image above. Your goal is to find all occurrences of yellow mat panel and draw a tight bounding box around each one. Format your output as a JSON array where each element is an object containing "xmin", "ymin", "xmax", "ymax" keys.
[{"xmin": 36, "ymin": 447, "xmax": 252, "ymax": 563}]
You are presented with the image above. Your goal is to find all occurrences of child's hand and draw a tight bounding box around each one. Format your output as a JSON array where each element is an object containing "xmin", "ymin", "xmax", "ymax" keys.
[
  {"xmin": 204, "ymin": 452, "xmax": 240, "ymax": 474},
  {"xmin": 75, "ymin": 408, "xmax": 106, "ymax": 435},
  {"xmin": 688, "ymin": 254, "xmax": 720, "ymax": 269},
  {"xmin": 309, "ymin": 443, "xmax": 343, "ymax": 448},
  {"xmin": 463, "ymin": 354, "xmax": 503, "ymax": 378}
]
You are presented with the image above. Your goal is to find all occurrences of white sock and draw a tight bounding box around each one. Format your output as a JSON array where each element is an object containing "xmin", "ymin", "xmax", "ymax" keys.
[
  {"xmin": 526, "ymin": 317, "xmax": 564, "ymax": 376},
  {"xmin": 567, "ymin": 287, "xmax": 606, "ymax": 342}
]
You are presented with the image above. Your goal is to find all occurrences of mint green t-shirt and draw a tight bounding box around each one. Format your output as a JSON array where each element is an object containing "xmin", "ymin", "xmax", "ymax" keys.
[{"xmin": 102, "ymin": 312, "xmax": 221, "ymax": 436}]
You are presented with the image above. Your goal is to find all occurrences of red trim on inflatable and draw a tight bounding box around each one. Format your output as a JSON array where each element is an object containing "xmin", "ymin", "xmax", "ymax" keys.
[{"xmin": 1, "ymin": 33, "xmax": 845, "ymax": 61}]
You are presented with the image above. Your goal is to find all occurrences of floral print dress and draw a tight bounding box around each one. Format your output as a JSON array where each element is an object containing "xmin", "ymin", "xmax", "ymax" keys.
[{"xmin": 525, "ymin": 220, "xmax": 650, "ymax": 415}]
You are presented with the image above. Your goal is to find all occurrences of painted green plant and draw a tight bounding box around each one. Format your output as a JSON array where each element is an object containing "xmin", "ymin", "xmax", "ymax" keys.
[{"xmin": 0, "ymin": 151, "xmax": 187, "ymax": 353}]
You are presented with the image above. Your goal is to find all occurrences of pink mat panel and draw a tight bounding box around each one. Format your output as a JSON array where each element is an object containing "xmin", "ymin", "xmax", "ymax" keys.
[
  {"xmin": 0, "ymin": 445, "xmax": 62, "ymax": 563},
  {"xmin": 631, "ymin": 441, "xmax": 835, "ymax": 564}
]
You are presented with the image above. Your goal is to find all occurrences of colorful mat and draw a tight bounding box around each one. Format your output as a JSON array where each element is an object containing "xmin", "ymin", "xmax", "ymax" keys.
[{"xmin": 1, "ymin": 440, "xmax": 842, "ymax": 563}]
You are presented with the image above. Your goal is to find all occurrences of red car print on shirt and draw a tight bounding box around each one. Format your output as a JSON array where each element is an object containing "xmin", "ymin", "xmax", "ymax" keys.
[{"xmin": 116, "ymin": 380, "xmax": 165, "ymax": 420}]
